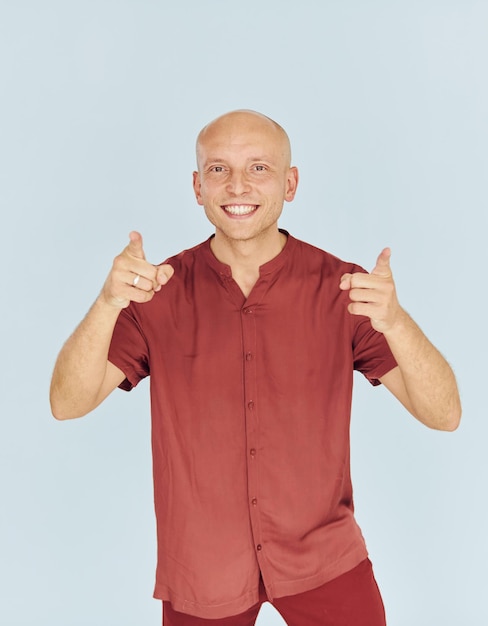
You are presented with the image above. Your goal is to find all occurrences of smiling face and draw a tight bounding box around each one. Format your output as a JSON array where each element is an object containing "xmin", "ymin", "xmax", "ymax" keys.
[{"xmin": 193, "ymin": 111, "xmax": 298, "ymax": 252}]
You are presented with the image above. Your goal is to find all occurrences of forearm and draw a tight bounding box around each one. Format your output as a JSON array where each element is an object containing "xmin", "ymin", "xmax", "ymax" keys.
[
  {"xmin": 382, "ymin": 309, "xmax": 461, "ymax": 431},
  {"xmin": 50, "ymin": 297, "xmax": 122, "ymax": 420}
]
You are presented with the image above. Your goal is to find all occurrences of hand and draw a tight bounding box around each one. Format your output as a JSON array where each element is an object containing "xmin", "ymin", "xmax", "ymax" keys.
[
  {"xmin": 339, "ymin": 248, "xmax": 402, "ymax": 333},
  {"xmin": 100, "ymin": 231, "xmax": 174, "ymax": 309}
]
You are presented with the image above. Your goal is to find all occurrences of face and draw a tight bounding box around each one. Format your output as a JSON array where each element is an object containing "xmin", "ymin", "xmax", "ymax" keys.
[{"xmin": 193, "ymin": 111, "xmax": 298, "ymax": 248}]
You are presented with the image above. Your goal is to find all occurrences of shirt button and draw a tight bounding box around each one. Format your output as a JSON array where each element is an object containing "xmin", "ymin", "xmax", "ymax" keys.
[
  {"xmin": 256, "ymin": 544, "xmax": 262, "ymax": 551},
  {"xmin": 245, "ymin": 352, "xmax": 253, "ymax": 361},
  {"xmin": 247, "ymin": 401, "xmax": 255, "ymax": 410},
  {"xmin": 243, "ymin": 307, "xmax": 253, "ymax": 314},
  {"xmin": 251, "ymin": 498, "xmax": 258, "ymax": 506},
  {"xmin": 250, "ymin": 448, "xmax": 256, "ymax": 457}
]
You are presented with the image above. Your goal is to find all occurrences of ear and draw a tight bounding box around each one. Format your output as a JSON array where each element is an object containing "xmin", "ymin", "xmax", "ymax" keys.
[
  {"xmin": 284, "ymin": 166, "xmax": 299, "ymax": 202},
  {"xmin": 192, "ymin": 171, "xmax": 204, "ymax": 206}
]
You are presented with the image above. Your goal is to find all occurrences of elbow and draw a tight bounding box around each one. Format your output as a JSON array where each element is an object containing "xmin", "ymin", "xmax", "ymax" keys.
[
  {"xmin": 50, "ymin": 384, "xmax": 69, "ymax": 420},
  {"xmin": 51, "ymin": 407, "xmax": 77, "ymax": 421},
  {"xmin": 441, "ymin": 405, "xmax": 462, "ymax": 432},
  {"xmin": 443, "ymin": 393, "xmax": 462, "ymax": 431},
  {"xmin": 428, "ymin": 401, "xmax": 462, "ymax": 432},
  {"xmin": 436, "ymin": 419, "xmax": 459, "ymax": 432},
  {"xmin": 51, "ymin": 404, "xmax": 87, "ymax": 421},
  {"xmin": 412, "ymin": 394, "xmax": 462, "ymax": 432},
  {"xmin": 50, "ymin": 398, "xmax": 80, "ymax": 421},
  {"xmin": 49, "ymin": 387, "xmax": 88, "ymax": 421}
]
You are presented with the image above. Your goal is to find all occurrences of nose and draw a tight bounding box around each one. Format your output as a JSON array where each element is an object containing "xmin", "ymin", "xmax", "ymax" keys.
[{"xmin": 226, "ymin": 169, "xmax": 251, "ymax": 195}]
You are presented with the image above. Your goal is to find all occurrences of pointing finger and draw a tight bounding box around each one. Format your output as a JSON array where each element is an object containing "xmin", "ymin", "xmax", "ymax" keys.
[
  {"xmin": 127, "ymin": 231, "xmax": 146, "ymax": 260},
  {"xmin": 371, "ymin": 247, "xmax": 392, "ymax": 277}
]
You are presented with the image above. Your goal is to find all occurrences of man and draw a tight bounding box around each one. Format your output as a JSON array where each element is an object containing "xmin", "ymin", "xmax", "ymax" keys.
[{"xmin": 50, "ymin": 110, "xmax": 461, "ymax": 625}]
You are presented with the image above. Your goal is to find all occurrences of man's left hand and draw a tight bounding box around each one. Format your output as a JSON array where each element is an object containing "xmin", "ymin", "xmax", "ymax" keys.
[{"xmin": 339, "ymin": 248, "xmax": 402, "ymax": 334}]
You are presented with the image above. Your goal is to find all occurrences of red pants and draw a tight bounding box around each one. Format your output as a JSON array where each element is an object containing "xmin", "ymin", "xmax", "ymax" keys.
[{"xmin": 162, "ymin": 558, "xmax": 386, "ymax": 626}]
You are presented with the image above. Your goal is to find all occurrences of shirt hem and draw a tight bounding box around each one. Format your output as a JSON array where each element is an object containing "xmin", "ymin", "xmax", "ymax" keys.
[
  {"xmin": 153, "ymin": 584, "xmax": 261, "ymax": 620},
  {"xmin": 153, "ymin": 546, "xmax": 368, "ymax": 619},
  {"xmin": 267, "ymin": 545, "xmax": 369, "ymax": 601}
]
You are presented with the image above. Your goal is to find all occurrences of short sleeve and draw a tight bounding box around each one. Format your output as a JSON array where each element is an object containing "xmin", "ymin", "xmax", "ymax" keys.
[
  {"xmin": 108, "ymin": 305, "xmax": 150, "ymax": 391},
  {"xmin": 352, "ymin": 315, "xmax": 398, "ymax": 386}
]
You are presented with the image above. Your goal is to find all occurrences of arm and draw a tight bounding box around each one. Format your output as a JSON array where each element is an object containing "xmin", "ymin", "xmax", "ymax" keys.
[
  {"xmin": 340, "ymin": 249, "xmax": 461, "ymax": 431},
  {"xmin": 50, "ymin": 232, "xmax": 174, "ymax": 420}
]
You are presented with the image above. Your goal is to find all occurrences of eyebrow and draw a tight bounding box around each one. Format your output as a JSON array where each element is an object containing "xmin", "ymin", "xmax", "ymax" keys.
[{"xmin": 203, "ymin": 155, "xmax": 276, "ymax": 167}]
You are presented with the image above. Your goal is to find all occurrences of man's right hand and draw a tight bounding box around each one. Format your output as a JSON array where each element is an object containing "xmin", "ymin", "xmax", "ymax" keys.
[
  {"xmin": 101, "ymin": 231, "xmax": 175, "ymax": 309},
  {"xmin": 50, "ymin": 231, "xmax": 174, "ymax": 419}
]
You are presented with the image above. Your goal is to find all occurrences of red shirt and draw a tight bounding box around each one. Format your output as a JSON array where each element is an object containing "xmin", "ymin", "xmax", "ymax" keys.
[{"xmin": 108, "ymin": 233, "xmax": 397, "ymax": 619}]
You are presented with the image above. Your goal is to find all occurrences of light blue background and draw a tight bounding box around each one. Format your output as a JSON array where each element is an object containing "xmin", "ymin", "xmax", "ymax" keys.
[{"xmin": 1, "ymin": 1, "xmax": 486, "ymax": 624}]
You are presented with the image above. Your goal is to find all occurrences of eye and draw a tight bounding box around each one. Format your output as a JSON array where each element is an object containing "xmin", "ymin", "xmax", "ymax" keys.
[
  {"xmin": 210, "ymin": 165, "xmax": 225, "ymax": 173},
  {"xmin": 253, "ymin": 164, "xmax": 267, "ymax": 172}
]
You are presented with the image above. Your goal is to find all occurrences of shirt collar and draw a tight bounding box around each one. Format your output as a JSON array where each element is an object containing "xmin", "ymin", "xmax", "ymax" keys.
[{"xmin": 202, "ymin": 229, "xmax": 297, "ymax": 279}]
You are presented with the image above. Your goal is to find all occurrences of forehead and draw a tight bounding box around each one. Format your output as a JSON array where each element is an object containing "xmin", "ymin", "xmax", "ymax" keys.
[{"xmin": 197, "ymin": 114, "xmax": 289, "ymax": 164}]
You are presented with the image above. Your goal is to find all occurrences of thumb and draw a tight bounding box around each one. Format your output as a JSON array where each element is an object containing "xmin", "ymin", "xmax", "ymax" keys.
[
  {"xmin": 156, "ymin": 263, "xmax": 175, "ymax": 286},
  {"xmin": 127, "ymin": 231, "xmax": 146, "ymax": 260},
  {"xmin": 339, "ymin": 273, "xmax": 353, "ymax": 290},
  {"xmin": 371, "ymin": 247, "xmax": 392, "ymax": 277}
]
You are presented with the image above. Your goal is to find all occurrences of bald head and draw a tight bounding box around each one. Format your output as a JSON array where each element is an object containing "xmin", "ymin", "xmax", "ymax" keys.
[{"xmin": 196, "ymin": 110, "xmax": 292, "ymax": 171}]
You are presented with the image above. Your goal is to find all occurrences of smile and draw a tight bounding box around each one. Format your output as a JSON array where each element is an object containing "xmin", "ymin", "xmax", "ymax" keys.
[{"xmin": 222, "ymin": 204, "xmax": 258, "ymax": 216}]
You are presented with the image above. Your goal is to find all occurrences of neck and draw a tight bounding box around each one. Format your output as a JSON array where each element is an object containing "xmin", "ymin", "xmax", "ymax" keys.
[{"xmin": 211, "ymin": 229, "xmax": 286, "ymax": 268}]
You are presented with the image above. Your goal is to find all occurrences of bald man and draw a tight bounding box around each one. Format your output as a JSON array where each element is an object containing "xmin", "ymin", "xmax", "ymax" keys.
[{"xmin": 51, "ymin": 110, "xmax": 460, "ymax": 625}]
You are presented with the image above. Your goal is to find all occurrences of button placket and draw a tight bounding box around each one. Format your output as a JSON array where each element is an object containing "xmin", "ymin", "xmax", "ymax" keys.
[{"xmin": 241, "ymin": 303, "xmax": 264, "ymax": 556}]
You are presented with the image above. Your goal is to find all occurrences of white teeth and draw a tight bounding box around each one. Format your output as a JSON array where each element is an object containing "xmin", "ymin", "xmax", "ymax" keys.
[{"xmin": 223, "ymin": 204, "xmax": 257, "ymax": 215}]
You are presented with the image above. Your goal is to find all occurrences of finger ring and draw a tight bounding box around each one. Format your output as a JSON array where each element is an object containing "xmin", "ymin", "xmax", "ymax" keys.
[{"xmin": 132, "ymin": 274, "xmax": 141, "ymax": 286}]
